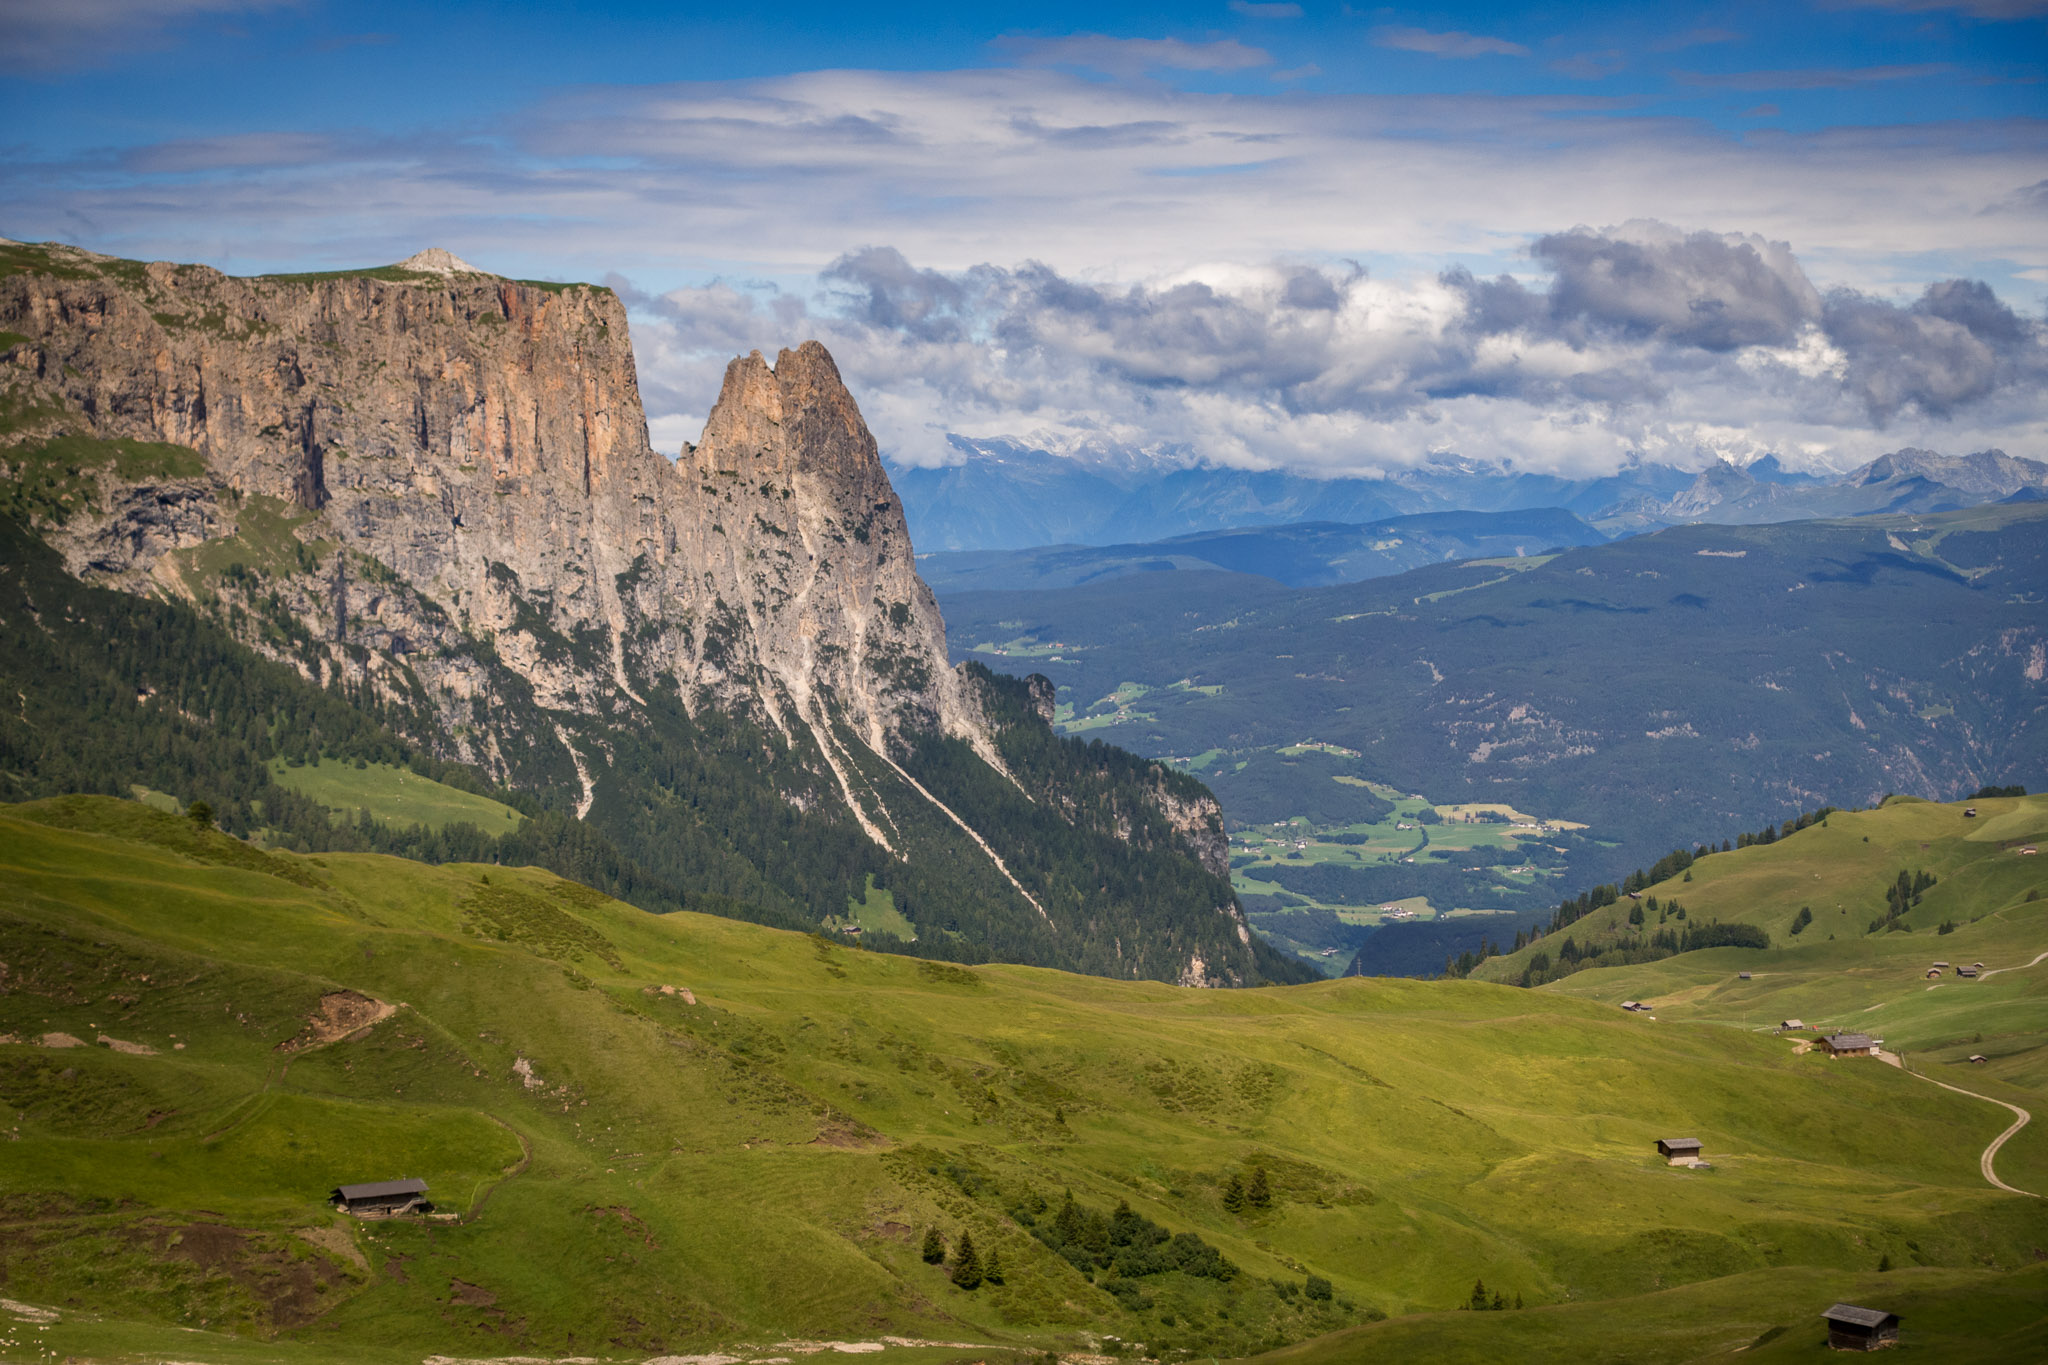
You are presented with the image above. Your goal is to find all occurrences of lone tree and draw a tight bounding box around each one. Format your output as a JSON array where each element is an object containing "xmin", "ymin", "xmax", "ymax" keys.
[
  {"xmin": 921, "ymin": 1228, "xmax": 946, "ymax": 1264},
  {"xmin": 1304, "ymin": 1275, "xmax": 1332, "ymax": 1302},
  {"xmin": 1468, "ymin": 1278, "xmax": 1489, "ymax": 1311},
  {"xmin": 1247, "ymin": 1167, "xmax": 1272, "ymax": 1210},
  {"xmin": 951, "ymin": 1231, "xmax": 984, "ymax": 1290},
  {"xmin": 1222, "ymin": 1173, "xmax": 1246, "ymax": 1213},
  {"xmin": 985, "ymin": 1247, "xmax": 1005, "ymax": 1285},
  {"xmin": 186, "ymin": 799, "xmax": 215, "ymax": 830}
]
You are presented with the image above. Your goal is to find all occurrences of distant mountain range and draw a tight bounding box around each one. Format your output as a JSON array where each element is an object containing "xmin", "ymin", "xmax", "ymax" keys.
[
  {"xmin": 889, "ymin": 439, "xmax": 2048, "ymax": 553},
  {"xmin": 916, "ymin": 507, "xmax": 1607, "ymax": 593}
]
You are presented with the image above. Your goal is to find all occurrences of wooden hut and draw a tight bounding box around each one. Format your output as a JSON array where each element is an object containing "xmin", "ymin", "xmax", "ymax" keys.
[
  {"xmin": 1968, "ymin": 1054, "xmax": 1988, "ymax": 1064},
  {"xmin": 1924, "ymin": 968, "xmax": 1941, "ymax": 979},
  {"xmin": 1780, "ymin": 1019, "xmax": 1806, "ymax": 1032},
  {"xmin": 1956, "ymin": 965, "xmax": 1980, "ymax": 979},
  {"xmin": 330, "ymin": 1178, "xmax": 430, "ymax": 1217},
  {"xmin": 1821, "ymin": 1303, "xmax": 1899, "ymax": 1351},
  {"xmin": 1737, "ymin": 972, "xmax": 1752, "ymax": 980},
  {"xmin": 1656, "ymin": 1138, "xmax": 1703, "ymax": 1167},
  {"xmin": 1818, "ymin": 1032, "xmax": 1879, "ymax": 1058}
]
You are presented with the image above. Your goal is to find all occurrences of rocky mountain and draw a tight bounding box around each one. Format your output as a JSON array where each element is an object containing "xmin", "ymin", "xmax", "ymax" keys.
[
  {"xmin": 1590, "ymin": 448, "xmax": 2048, "ymax": 531},
  {"xmin": 889, "ymin": 436, "xmax": 2045, "ymax": 554},
  {"xmin": 0, "ymin": 239, "xmax": 1299, "ymax": 986},
  {"xmin": 889, "ymin": 442, "xmax": 1693, "ymax": 552}
]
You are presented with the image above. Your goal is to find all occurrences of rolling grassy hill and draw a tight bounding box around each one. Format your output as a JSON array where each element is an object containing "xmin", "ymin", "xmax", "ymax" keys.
[
  {"xmin": 1473, "ymin": 794, "xmax": 2048, "ymax": 1197},
  {"xmin": 3, "ymin": 795, "xmax": 2043, "ymax": 1362}
]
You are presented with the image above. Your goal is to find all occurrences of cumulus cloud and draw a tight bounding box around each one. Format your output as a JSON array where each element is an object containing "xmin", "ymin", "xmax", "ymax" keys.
[{"xmin": 623, "ymin": 224, "xmax": 2044, "ymax": 478}]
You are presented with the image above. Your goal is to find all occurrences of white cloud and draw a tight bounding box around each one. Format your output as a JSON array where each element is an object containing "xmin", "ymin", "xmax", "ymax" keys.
[
  {"xmin": 1370, "ymin": 26, "xmax": 1529, "ymax": 59},
  {"xmin": 0, "ymin": 0, "xmax": 298, "ymax": 70}
]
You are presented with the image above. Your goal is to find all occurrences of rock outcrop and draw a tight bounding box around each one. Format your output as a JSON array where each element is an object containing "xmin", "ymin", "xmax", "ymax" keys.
[
  {"xmin": 0, "ymin": 243, "xmax": 988, "ymax": 773},
  {"xmin": 0, "ymin": 241, "xmax": 1285, "ymax": 986}
]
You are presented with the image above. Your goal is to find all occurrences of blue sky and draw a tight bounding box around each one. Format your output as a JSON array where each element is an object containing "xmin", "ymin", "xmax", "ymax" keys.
[{"xmin": 3, "ymin": 1, "xmax": 2044, "ymax": 475}]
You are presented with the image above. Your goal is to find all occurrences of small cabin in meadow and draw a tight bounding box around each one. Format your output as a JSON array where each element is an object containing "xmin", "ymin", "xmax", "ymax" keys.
[
  {"xmin": 1968, "ymin": 1054, "xmax": 1988, "ymax": 1064},
  {"xmin": 1931, "ymin": 961, "xmax": 1950, "ymax": 970},
  {"xmin": 1656, "ymin": 1137, "xmax": 1703, "ymax": 1167},
  {"xmin": 1957, "ymin": 965, "xmax": 1980, "ymax": 979},
  {"xmin": 1821, "ymin": 1303, "xmax": 1900, "ymax": 1351},
  {"xmin": 1738, "ymin": 972, "xmax": 1752, "ymax": 980},
  {"xmin": 331, "ymin": 1178, "xmax": 430, "ymax": 1217},
  {"xmin": 1780, "ymin": 1019, "xmax": 1806, "ymax": 1031},
  {"xmin": 1963, "ymin": 807, "xmax": 1977, "ymax": 818},
  {"xmin": 1819, "ymin": 1032, "xmax": 1879, "ymax": 1058},
  {"xmin": 1925, "ymin": 967, "xmax": 1942, "ymax": 979}
]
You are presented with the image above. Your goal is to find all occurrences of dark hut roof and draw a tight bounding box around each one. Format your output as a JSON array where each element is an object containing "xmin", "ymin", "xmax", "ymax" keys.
[
  {"xmin": 335, "ymin": 1178, "xmax": 428, "ymax": 1200},
  {"xmin": 1825, "ymin": 1032, "xmax": 1876, "ymax": 1049},
  {"xmin": 1822, "ymin": 1304, "xmax": 1897, "ymax": 1328},
  {"xmin": 1658, "ymin": 1137, "xmax": 1702, "ymax": 1149}
]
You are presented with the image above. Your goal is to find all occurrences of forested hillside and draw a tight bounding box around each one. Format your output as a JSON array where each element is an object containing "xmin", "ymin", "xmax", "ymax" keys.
[{"xmin": 943, "ymin": 504, "xmax": 2048, "ymax": 895}]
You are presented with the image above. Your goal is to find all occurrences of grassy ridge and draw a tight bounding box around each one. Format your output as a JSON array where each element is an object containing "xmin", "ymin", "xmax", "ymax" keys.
[{"xmin": 3, "ymin": 795, "xmax": 2043, "ymax": 1361}]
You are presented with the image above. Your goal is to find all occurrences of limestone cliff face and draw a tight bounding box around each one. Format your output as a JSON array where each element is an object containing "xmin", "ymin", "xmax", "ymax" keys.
[
  {"xmin": 0, "ymin": 245, "xmax": 986, "ymax": 775},
  {"xmin": 0, "ymin": 241, "xmax": 1267, "ymax": 985}
]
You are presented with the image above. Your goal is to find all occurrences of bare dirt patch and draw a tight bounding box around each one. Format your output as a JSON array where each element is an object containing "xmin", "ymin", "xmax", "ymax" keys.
[
  {"xmin": 276, "ymin": 989, "xmax": 395, "ymax": 1052},
  {"xmin": 449, "ymin": 1278, "xmax": 499, "ymax": 1308},
  {"xmin": 140, "ymin": 1220, "xmax": 360, "ymax": 1328},
  {"xmin": 294, "ymin": 1222, "xmax": 367, "ymax": 1272},
  {"xmin": 97, "ymin": 1033, "xmax": 157, "ymax": 1055}
]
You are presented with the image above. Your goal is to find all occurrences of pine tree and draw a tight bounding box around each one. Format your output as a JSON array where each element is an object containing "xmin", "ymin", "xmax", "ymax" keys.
[
  {"xmin": 984, "ymin": 1247, "xmax": 1005, "ymax": 1285},
  {"xmin": 1223, "ymin": 1173, "xmax": 1246, "ymax": 1213},
  {"xmin": 1468, "ymin": 1278, "xmax": 1488, "ymax": 1311},
  {"xmin": 1247, "ymin": 1167, "xmax": 1271, "ymax": 1210},
  {"xmin": 951, "ymin": 1230, "xmax": 983, "ymax": 1289},
  {"xmin": 186, "ymin": 798, "xmax": 215, "ymax": 829},
  {"xmin": 1878, "ymin": 1252, "xmax": 1892, "ymax": 1273},
  {"xmin": 921, "ymin": 1227, "xmax": 946, "ymax": 1264},
  {"xmin": 1513, "ymin": 1292, "xmax": 1524, "ymax": 1309}
]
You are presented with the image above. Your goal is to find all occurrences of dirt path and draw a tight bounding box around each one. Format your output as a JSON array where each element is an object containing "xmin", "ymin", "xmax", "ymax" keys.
[
  {"xmin": 1881, "ymin": 1052, "xmax": 2037, "ymax": 1197},
  {"xmin": 1980, "ymin": 948, "xmax": 2048, "ymax": 980}
]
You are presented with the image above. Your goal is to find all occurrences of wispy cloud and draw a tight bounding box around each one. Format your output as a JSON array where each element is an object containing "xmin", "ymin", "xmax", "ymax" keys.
[
  {"xmin": 1371, "ymin": 26, "xmax": 1529, "ymax": 59},
  {"xmin": 1651, "ymin": 27, "xmax": 1744, "ymax": 53},
  {"xmin": 0, "ymin": 0, "xmax": 298, "ymax": 70},
  {"xmin": 995, "ymin": 32, "xmax": 1273, "ymax": 76},
  {"xmin": 1229, "ymin": 1, "xmax": 1303, "ymax": 17},
  {"xmin": 1551, "ymin": 50, "xmax": 1628, "ymax": 81},
  {"xmin": 1676, "ymin": 63, "xmax": 1955, "ymax": 91},
  {"xmin": 1820, "ymin": 0, "xmax": 2048, "ymax": 17}
]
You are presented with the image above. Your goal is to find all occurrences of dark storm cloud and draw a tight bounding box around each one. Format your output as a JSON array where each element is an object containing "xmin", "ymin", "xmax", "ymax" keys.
[
  {"xmin": 1822, "ymin": 278, "xmax": 2045, "ymax": 417},
  {"xmin": 1529, "ymin": 225, "xmax": 1821, "ymax": 350},
  {"xmin": 821, "ymin": 247, "xmax": 970, "ymax": 343}
]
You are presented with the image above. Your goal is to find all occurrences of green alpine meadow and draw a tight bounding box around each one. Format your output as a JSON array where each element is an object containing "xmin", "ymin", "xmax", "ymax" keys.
[{"xmin": 2, "ymin": 790, "xmax": 2044, "ymax": 1362}]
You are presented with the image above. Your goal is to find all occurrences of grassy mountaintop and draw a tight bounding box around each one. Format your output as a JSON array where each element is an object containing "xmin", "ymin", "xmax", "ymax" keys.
[{"xmin": 2, "ymin": 796, "xmax": 2042, "ymax": 1362}]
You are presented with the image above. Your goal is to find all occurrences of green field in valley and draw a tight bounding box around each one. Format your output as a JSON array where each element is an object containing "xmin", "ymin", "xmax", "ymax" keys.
[
  {"xmin": 2, "ymin": 794, "xmax": 2043, "ymax": 1362},
  {"xmin": 1228, "ymin": 777, "xmax": 1584, "ymax": 974}
]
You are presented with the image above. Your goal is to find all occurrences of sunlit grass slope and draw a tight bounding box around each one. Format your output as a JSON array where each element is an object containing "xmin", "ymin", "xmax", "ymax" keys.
[
  {"xmin": 265, "ymin": 755, "xmax": 525, "ymax": 833},
  {"xmin": 1, "ymin": 795, "xmax": 2042, "ymax": 1363}
]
